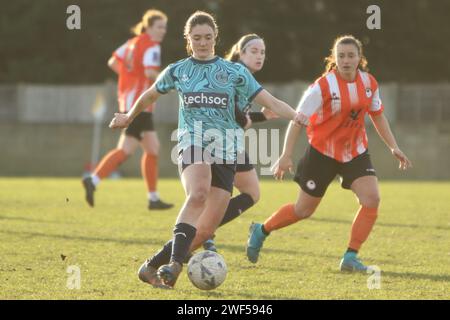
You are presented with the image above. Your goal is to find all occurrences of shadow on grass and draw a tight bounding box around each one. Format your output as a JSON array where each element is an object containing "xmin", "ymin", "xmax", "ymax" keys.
[
  {"xmin": 0, "ymin": 229, "xmax": 161, "ymax": 246},
  {"xmin": 215, "ymin": 243, "xmax": 298, "ymax": 255},
  {"xmin": 309, "ymin": 216, "xmax": 450, "ymax": 231},
  {"xmin": 0, "ymin": 215, "xmax": 75, "ymax": 225},
  {"xmin": 381, "ymin": 271, "xmax": 450, "ymax": 283},
  {"xmin": 332, "ymin": 269, "xmax": 450, "ymax": 283},
  {"xmin": 194, "ymin": 290, "xmax": 302, "ymax": 300}
]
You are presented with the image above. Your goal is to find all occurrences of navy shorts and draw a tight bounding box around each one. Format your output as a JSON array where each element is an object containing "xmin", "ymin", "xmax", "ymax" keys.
[
  {"xmin": 178, "ymin": 146, "xmax": 236, "ymax": 193},
  {"xmin": 236, "ymin": 151, "xmax": 254, "ymax": 172},
  {"xmin": 293, "ymin": 144, "xmax": 377, "ymax": 197}
]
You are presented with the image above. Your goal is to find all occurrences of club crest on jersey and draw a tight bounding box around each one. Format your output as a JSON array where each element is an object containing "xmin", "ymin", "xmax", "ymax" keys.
[
  {"xmin": 365, "ymin": 88, "xmax": 372, "ymax": 98},
  {"xmin": 215, "ymin": 71, "xmax": 229, "ymax": 84},
  {"xmin": 181, "ymin": 74, "xmax": 189, "ymax": 82},
  {"xmin": 350, "ymin": 108, "xmax": 362, "ymax": 120}
]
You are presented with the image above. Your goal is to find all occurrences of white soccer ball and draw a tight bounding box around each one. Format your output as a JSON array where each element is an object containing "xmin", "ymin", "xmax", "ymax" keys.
[{"xmin": 187, "ymin": 251, "xmax": 227, "ymax": 290}]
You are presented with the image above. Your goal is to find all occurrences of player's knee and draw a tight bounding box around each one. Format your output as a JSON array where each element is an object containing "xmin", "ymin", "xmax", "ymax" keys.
[
  {"xmin": 235, "ymin": 180, "xmax": 260, "ymax": 204},
  {"xmin": 144, "ymin": 143, "xmax": 159, "ymax": 155},
  {"xmin": 247, "ymin": 187, "xmax": 260, "ymax": 204},
  {"xmin": 118, "ymin": 146, "xmax": 134, "ymax": 157},
  {"xmin": 358, "ymin": 193, "xmax": 380, "ymax": 209},
  {"xmin": 144, "ymin": 148, "xmax": 159, "ymax": 157},
  {"xmin": 186, "ymin": 189, "xmax": 209, "ymax": 207}
]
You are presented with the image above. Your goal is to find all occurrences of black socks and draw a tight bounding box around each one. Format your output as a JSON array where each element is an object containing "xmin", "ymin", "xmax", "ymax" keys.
[
  {"xmin": 171, "ymin": 223, "xmax": 197, "ymax": 264},
  {"xmin": 220, "ymin": 193, "xmax": 255, "ymax": 226}
]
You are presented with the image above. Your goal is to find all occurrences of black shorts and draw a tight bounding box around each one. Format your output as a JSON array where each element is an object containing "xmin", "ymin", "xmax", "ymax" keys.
[
  {"xmin": 293, "ymin": 144, "xmax": 377, "ymax": 197},
  {"xmin": 178, "ymin": 147, "xmax": 236, "ymax": 193},
  {"xmin": 125, "ymin": 112, "xmax": 154, "ymax": 140},
  {"xmin": 236, "ymin": 151, "xmax": 254, "ymax": 172}
]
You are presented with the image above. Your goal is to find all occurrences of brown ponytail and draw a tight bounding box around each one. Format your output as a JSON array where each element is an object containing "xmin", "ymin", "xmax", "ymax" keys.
[{"xmin": 130, "ymin": 9, "xmax": 167, "ymax": 36}]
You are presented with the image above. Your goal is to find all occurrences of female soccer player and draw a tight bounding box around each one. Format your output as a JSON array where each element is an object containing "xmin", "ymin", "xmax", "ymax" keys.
[
  {"xmin": 202, "ymin": 33, "xmax": 278, "ymax": 252},
  {"xmin": 109, "ymin": 11, "xmax": 304, "ymax": 288},
  {"xmin": 82, "ymin": 9, "xmax": 173, "ymax": 210},
  {"xmin": 246, "ymin": 35, "xmax": 412, "ymax": 272}
]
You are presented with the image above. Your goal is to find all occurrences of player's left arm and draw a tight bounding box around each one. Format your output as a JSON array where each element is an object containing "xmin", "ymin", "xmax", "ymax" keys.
[
  {"xmin": 110, "ymin": 85, "xmax": 161, "ymax": 129},
  {"xmin": 254, "ymin": 90, "xmax": 302, "ymax": 124},
  {"xmin": 370, "ymin": 113, "xmax": 413, "ymax": 170}
]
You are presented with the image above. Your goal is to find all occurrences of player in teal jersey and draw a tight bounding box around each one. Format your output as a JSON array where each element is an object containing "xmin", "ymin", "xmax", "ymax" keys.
[
  {"xmin": 110, "ymin": 11, "xmax": 304, "ymax": 288},
  {"xmin": 202, "ymin": 34, "xmax": 278, "ymax": 252}
]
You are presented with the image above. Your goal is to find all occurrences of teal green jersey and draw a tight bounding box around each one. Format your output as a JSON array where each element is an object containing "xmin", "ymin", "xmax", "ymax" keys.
[{"xmin": 155, "ymin": 56, "xmax": 263, "ymax": 161}]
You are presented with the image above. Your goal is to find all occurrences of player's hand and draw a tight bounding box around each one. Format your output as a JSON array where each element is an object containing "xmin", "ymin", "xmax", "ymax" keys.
[
  {"xmin": 293, "ymin": 111, "xmax": 308, "ymax": 127},
  {"xmin": 262, "ymin": 107, "xmax": 279, "ymax": 120},
  {"xmin": 109, "ymin": 113, "xmax": 130, "ymax": 129},
  {"xmin": 391, "ymin": 147, "xmax": 412, "ymax": 170},
  {"xmin": 271, "ymin": 154, "xmax": 294, "ymax": 180}
]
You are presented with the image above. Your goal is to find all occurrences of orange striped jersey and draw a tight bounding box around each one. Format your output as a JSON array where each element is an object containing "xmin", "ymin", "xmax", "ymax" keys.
[
  {"xmin": 296, "ymin": 69, "xmax": 384, "ymax": 163},
  {"xmin": 112, "ymin": 33, "xmax": 161, "ymax": 112}
]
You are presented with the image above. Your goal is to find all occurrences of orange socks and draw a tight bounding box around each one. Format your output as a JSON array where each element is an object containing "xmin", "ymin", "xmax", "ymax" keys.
[
  {"xmin": 93, "ymin": 149, "xmax": 127, "ymax": 179},
  {"xmin": 348, "ymin": 206, "xmax": 378, "ymax": 251},
  {"xmin": 141, "ymin": 153, "xmax": 158, "ymax": 192},
  {"xmin": 263, "ymin": 203, "xmax": 301, "ymax": 233},
  {"xmin": 262, "ymin": 203, "xmax": 378, "ymax": 252}
]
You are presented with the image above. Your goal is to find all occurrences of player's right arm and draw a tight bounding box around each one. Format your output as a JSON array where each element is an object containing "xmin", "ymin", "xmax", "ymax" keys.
[{"xmin": 272, "ymin": 121, "xmax": 302, "ymax": 180}]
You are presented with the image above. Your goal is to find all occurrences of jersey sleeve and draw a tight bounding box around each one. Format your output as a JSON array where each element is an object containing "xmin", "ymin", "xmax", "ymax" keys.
[
  {"xmin": 295, "ymin": 83, "xmax": 323, "ymax": 125},
  {"xmin": 155, "ymin": 65, "xmax": 175, "ymax": 94},
  {"xmin": 368, "ymin": 74, "xmax": 384, "ymax": 116},
  {"xmin": 368, "ymin": 88, "xmax": 384, "ymax": 116},
  {"xmin": 112, "ymin": 41, "xmax": 128, "ymax": 62},
  {"xmin": 143, "ymin": 45, "xmax": 161, "ymax": 70},
  {"xmin": 235, "ymin": 66, "xmax": 263, "ymax": 103}
]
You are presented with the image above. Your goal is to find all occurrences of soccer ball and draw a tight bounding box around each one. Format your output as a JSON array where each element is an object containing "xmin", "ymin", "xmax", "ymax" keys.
[{"xmin": 187, "ymin": 251, "xmax": 227, "ymax": 290}]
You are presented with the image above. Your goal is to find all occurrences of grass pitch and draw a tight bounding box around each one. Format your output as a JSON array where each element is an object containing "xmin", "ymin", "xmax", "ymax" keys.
[{"xmin": 0, "ymin": 178, "xmax": 449, "ymax": 299}]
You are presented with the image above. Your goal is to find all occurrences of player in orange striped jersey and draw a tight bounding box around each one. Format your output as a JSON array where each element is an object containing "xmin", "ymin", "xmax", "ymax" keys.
[
  {"xmin": 82, "ymin": 9, "xmax": 173, "ymax": 210},
  {"xmin": 246, "ymin": 35, "xmax": 412, "ymax": 272}
]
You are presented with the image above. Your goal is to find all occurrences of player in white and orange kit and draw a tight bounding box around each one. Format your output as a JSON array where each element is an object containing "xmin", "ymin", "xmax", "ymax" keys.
[
  {"xmin": 246, "ymin": 35, "xmax": 412, "ymax": 272},
  {"xmin": 82, "ymin": 9, "xmax": 173, "ymax": 210}
]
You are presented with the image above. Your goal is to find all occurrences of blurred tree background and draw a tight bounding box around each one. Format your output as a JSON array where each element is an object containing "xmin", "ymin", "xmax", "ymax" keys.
[{"xmin": 1, "ymin": 0, "xmax": 449, "ymax": 84}]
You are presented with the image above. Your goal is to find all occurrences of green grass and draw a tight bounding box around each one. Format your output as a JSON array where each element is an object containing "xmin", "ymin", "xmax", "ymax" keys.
[{"xmin": 0, "ymin": 178, "xmax": 449, "ymax": 300}]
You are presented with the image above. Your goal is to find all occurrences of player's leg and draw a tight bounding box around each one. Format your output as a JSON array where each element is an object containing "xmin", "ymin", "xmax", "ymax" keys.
[
  {"xmin": 142, "ymin": 183, "xmax": 230, "ymax": 287},
  {"xmin": 187, "ymin": 162, "xmax": 235, "ymax": 252},
  {"xmin": 203, "ymin": 166, "xmax": 259, "ymax": 252},
  {"xmin": 154, "ymin": 161, "xmax": 212, "ymax": 287},
  {"xmin": 142, "ymin": 166, "xmax": 236, "ymax": 278},
  {"xmin": 82, "ymin": 131, "xmax": 138, "ymax": 207},
  {"xmin": 339, "ymin": 152, "xmax": 379, "ymax": 272},
  {"xmin": 141, "ymin": 130, "xmax": 173, "ymax": 210},
  {"xmin": 246, "ymin": 189, "xmax": 322, "ymax": 263},
  {"xmin": 190, "ymin": 186, "xmax": 232, "ymax": 251},
  {"xmin": 223, "ymin": 168, "xmax": 260, "ymax": 225},
  {"xmin": 246, "ymin": 144, "xmax": 336, "ymax": 263},
  {"xmin": 340, "ymin": 176, "xmax": 380, "ymax": 272}
]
